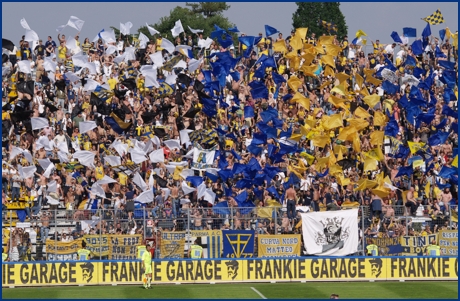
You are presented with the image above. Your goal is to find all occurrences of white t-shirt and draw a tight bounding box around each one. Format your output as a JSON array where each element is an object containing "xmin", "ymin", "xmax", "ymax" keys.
[{"xmin": 385, "ymin": 44, "xmax": 395, "ymax": 55}]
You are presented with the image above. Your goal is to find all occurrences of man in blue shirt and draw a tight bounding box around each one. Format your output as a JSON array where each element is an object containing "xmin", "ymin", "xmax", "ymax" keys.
[{"xmin": 45, "ymin": 36, "xmax": 56, "ymax": 52}]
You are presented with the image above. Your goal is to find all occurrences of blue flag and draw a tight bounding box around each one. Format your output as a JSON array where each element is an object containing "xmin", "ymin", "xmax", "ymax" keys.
[
  {"xmin": 422, "ymin": 23, "xmax": 431, "ymax": 38},
  {"xmin": 403, "ymin": 27, "xmax": 417, "ymax": 38},
  {"xmin": 435, "ymin": 46, "xmax": 447, "ymax": 58},
  {"xmin": 428, "ymin": 131, "xmax": 450, "ymax": 146},
  {"xmin": 213, "ymin": 201, "xmax": 230, "ymax": 215},
  {"xmin": 382, "ymin": 81, "xmax": 399, "ymax": 95},
  {"xmin": 222, "ymin": 230, "xmax": 255, "ymax": 258},
  {"xmin": 265, "ymin": 25, "xmax": 279, "ymax": 37},
  {"xmin": 439, "ymin": 29, "xmax": 446, "ymax": 41},
  {"xmin": 437, "ymin": 60, "xmax": 455, "ymax": 70},
  {"xmin": 411, "ymin": 40, "xmax": 423, "ymax": 55},
  {"xmin": 234, "ymin": 190, "xmax": 248, "ymax": 205},
  {"xmin": 390, "ymin": 31, "xmax": 403, "ymax": 44},
  {"xmin": 395, "ymin": 166, "xmax": 413, "ymax": 178},
  {"xmin": 186, "ymin": 176, "xmax": 204, "ymax": 187},
  {"xmin": 404, "ymin": 55, "xmax": 416, "ymax": 67}
]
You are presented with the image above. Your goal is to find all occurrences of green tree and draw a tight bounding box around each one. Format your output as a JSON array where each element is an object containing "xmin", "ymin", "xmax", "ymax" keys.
[
  {"xmin": 292, "ymin": 2, "xmax": 348, "ymax": 40},
  {"xmin": 134, "ymin": 2, "xmax": 234, "ymax": 41}
]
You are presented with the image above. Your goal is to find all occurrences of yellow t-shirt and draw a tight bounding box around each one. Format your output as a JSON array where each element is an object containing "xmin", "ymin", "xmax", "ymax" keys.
[
  {"xmin": 108, "ymin": 78, "xmax": 118, "ymax": 91},
  {"xmin": 156, "ymin": 38, "xmax": 163, "ymax": 51},
  {"xmin": 58, "ymin": 46, "xmax": 66, "ymax": 59},
  {"xmin": 95, "ymin": 166, "xmax": 105, "ymax": 180}
]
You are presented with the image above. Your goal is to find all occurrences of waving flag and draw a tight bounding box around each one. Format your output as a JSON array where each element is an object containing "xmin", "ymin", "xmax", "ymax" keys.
[
  {"xmin": 403, "ymin": 27, "xmax": 417, "ymax": 37},
  {"xmin": 265, "ymin": 25, "xmax": 278, "ymax": 37},
  {"xmin": 422, "ymin": 9, "xmax": 444, "ymax": 25}
]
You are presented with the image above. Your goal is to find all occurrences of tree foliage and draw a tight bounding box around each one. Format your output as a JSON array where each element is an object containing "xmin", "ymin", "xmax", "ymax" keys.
[
  {"xmin": 292, "ymin": 2, "xmax": 348, "ymax": 39},
  {"xmin": 133, "ymin": 2, "xmax": 234, "ymax": 41}
]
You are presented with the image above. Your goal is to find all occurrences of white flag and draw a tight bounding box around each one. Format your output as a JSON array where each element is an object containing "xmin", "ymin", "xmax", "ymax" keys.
[
  {"xmin": 56, "ymin": 141, "xmax": 69, "ymax": 154},
  {"xmin": 192, "ymin": 148, "xmax": 216, "ymax": 170},
  {"xmin": 197, "ymin": 183, "xmax": 207, "ymax": 199},
  {"xmin": 90, "ymin": 183, "xmax": 106, "ymax": 199},
  {"xmin": 171, "ymin": 20, "xmax": 184, "ymax": 38},
  {"xmin": 129, "ymin": 148, "xmax": 148, "ymax": 164},
  {"xmin": 120, "ymin": 21, "xmax": 133, "ymax": 35},
  {"xmin": 146, "ymin": 23, "xmax": 159, "ymax": 36},
  {"xmin": 2, "ymin": 66, "xmax": 11, "ymax": 77},
  {"xmin": 47, "ymin": 180, "xmax": 57, "ymax": 193},
  {"xmin": 163, "ymin": 139, "xmax": 181, "ymax": 150},
  {"xmin": 198, "ymin": 37, "xmax": 214, "ymax": 49},
  {"xmin": 24, "ymin": 29, "xmax": 39, "ymax": 42},
  {"xmin": 165, "ymin": 73, "xmax": 177, "ymax": 86},
  {"xmin": 144, "ymin": 69, "xmax": 160, "ymax": 88},
  {"xmin": 301, "ymin": 209, "xmax": 359, "ymax": 256},
  {"xmin": 43, "ymin": 57, "xmax": 57, "ymax": 72},
  {"xmin": 105, "ymin": 45, "xmax": 118, "ymax": 55},
  {"xmin": 149, "ymin": 52, "xmax": 164, "ymax": 67},
  {"xmin": 19, "ymin": 165, "xmax": 36, "ymax": 179},
  {"xmin": 123, "ymin": 47, "xmax": 137, "ymax": 62},
  {"xmin": 179, "ymin": 130, "xmax": 193, "ymax": 145},
  {"xmin": 67, "ymin": 16, "xmax": 85, "ymax": 31},
  {"xmin": 20, "ymin": 18, "xmax": 31, "ymax": 30},
  {"xmin": 58, "ymin": 151, "xmax": 69, "ymax": 163},
  {"xmin": 188, "ymin": 58, "xmax": 203, "ymax": 73},
  {"xmin": 188, "ymin": 26, "xmax": 203, "ymax": 34},
  {"xmin": 104, "ymin": 156, "xmax": 121, "ymax": 166},
  {"xmin": 82, "ymin": 78, "xmax": 100, "ymax": 92},
  {"xmin": 73, "ymin": 151, "xmax": 96, "ymax": 168},
  {"xmin": 46, "ymin": 195, "xmax": 60, "ymax": 205},
  {"xmin": 96, "ymin": 175, "xmax": 117, "ymax": 185},
  {"xmin": 22, "ymin": 150, "xmax": 34, "ymax": 164},
  {"xmin": 138, "ymin": 32, "xmax": 149, "ymax": 49},
  {"xmin": 204, "ymin": 189, "xmax": 216, "ymax": 205},
  {"xmin": 43, "ymin": 163, "xmax": 55, "ymax": 178},
  {"xmin": 181, "ymin": 181, "xmax": 196, "ymax": 195},
  {"xmin": 79, "ymin": 121, "xmax": 97, "ymax": 134},
  {"xmin": 36, "ymin": 136, "xmax": 50, "ymax": 150},
  {"xmin": 160, "ymin": 38, "xmax": 175, "ymax": 54},
  {"xmin": 66, "ymin": 37, "xmax": 79, "ymax": 51},
  {"xmin": 37, "ymin": 158, "xmax": 52, "ymax": 171},
  {"xmin": 9, "ymin": 147, "xmax": 24, "ymax": 161},
  {"xmin": 180, "ymin": 168, "xmax": 195, "ymax": 179},
  {"xmin": 149, "ymin": 149, "xmax": 165, "ymax": 163},
  {"xmin": 72, "ymin": 52, "xmax": 89, "ymax": 68},
  {"xmin": 100, "ymin": 30, "xmax": 116, "ymax": 43},
  {"xmin": 64, "ymin": 72, "xmax": 80, "ymax": 84},
  {"xmin": 31, "ymin": 117, "xmax": 49, "ymax": 130},
  {"xmin": 133, "ymin": 172, "xmax": 148, "ymax": 191},
  {"xmin": 17, "ymin": 60, "xmax": 31, "ymax": 74},
  {"xmin": 137, "ymin": 189, "xmax": 154, "ymax": 204}
]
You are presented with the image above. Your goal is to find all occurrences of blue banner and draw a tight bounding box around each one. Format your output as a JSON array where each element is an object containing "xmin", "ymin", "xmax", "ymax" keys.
[{"xmin": 223, "ymin": 230, "xmax": 255, "ymax": 258}]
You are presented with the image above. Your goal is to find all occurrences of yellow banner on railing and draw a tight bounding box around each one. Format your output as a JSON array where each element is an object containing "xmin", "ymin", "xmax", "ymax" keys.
[
  {"xmin": 45, "ymin": 239, "xmax": 83, "ymax": 261},
  {"xmin": 257, "ymin": 234, "xmax": 301, "ymax": 257}
]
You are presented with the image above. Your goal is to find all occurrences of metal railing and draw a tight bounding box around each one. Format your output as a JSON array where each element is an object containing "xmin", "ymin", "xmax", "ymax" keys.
[{"xmin": 2, "ymin": 203, "xmax": 457, "ymax": 261}]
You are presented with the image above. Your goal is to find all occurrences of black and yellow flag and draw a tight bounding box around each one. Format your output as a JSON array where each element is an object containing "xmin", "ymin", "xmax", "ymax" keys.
[{"xmin": 422, "ymin": 9, "xmax": 444, "ymax": 25}]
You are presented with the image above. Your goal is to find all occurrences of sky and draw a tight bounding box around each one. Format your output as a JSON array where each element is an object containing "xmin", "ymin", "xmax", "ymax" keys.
[{"xmin": 2, "ymin": 2, "xmax": 458, "ymax": 48}]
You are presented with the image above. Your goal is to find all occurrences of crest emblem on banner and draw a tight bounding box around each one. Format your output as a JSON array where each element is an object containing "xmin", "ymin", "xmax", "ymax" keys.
[{"xmin": 315, "ymin": 217, "xmax": 350, "ymax": 252}]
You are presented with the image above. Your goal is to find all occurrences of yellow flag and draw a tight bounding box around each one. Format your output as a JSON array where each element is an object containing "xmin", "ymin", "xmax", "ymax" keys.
[
  {"xmin": 337, "ymin": 174, "xmax": 350, "ymax": 186},
  {"xmin": 363, "ymin": 94, "xmax": 381, "ymax": 108},
  {"xmin": 300, "ymin": 152, "xmax": 315, "ymax": 165},
  {"xmin": 453, "ymin": 155, "xmax": 458, "ymax": 168},
  {"xmin": 347, "ymin": 118, "xmax": 369, "ymax": 131},
  {"xmin": 319, "ymin": 80, "xmax": 332, "ymax": 90},
  {"xmin": 337, "ymin": 126, "xmax": 356, "ymax": 141},
  {"xmin": 316, "ymin": 157, "xmax": 330, "ymax": 170},
  {"xmin": 300, "ymin": 124, "xmax": 311, "ymax": 136},
  {"xmin": 355, "ymin": 73, "xmax": 364, "ymax": 89},
  {"xmin": 118, "ymin": 173, "xmax": 128, "ymax": 185},
  {"xmin": 363, "ymin": 68, "xmax": 376, "ymax": 77},
  {"xmin": 335, "ymin": 72, "xmax": 350, "ymax": 83},
  {"xmin": 452, "ymin": 32, "xmax": 458, "ymax": 48},
  {"xmin": 296, "ymin": 28, "xmax": 309, "ymax": 40},
  {"xmin": 362, "ymin": 38, "xmax": 367, "ymax": 46},
  {"xmin": 372, "ymin": 186, "xmax": 390, "ymax": 198},
  {"xmin": 425, "ymin": 182, "xmax": 431, "ymax": 199},
  {"xmin": 301, "ymin": 53, "xmax": 315, "ymax": 66},
  {"xmin": 329, "ymin": 154, "xmax": 337, "ymax": 166},
  {"xmin": 324, "ymin": 44, "xmax": 342, "ymax": 56},
  {"xmin": 288, "ymin": 164, "xmax": 304, "ymax": 179},
  {"xmin": 314, "ymin": 43, "xmax": 326, "ymax": 54},
  {"xmin": 331, "ymin": 84, "xmax": 347, "ymax": 96},
  {"xmin": 446, "ymin": 27, "xmax": 452, "ymax": 40},
  {"xmin": 360, "ymin": 85, "xmax": 370, "ymax": 97},
  {"xmin": 289, "ymin": 56, "xmax": 301, "ymax": 70},
  {"xmin": 292, "ymin": 92, "xmax": 310, "ymax": 109},
  {"xmin": 290, "ymin": 133, "xmax": 303, "ymax": 142},
  {"xmin": 355, "ymin": 29, "xmax": 368, "ymax": 38},
  {"xmin": 287, "ymin": 75, "xmax": 303, "ymax": 92},
  {"xmin": 322, "ymin": 55, "xmax": 336, "ymax": 68},
  {"xmin": 173, "ymin": 166, "xmax": 184, "ymax": 180},
  {"xmin": 373, "ymin": 111, "xmax": 387, "ymax": 126},
  {"xmin": 370, "ymin": 130, "xmax": 384, "ymax": 146},
  {"xmin": 301, "ymin": 64, "xmax": 319, "ymax": 77},
  {"xmin": 367, "ymin": 76, "xmax": 383, "ymax": 86},
  {"xmin": 354, "ymin": 106, "xmax": 371, "ymax": 119},
  {"xmin": 273, "ymin": 39, "xmax": 288, "ymax": 53},
  {"xmin": 412, "ymin": 158, "xmax": 424, "ymax": 168},
  {"xmin": 352, "ymin": 132, "xmax": 361, "ymax": 153},
  {"xmin": 329, "ymin": 163, "xmax": 342, "ymax": 175},
  {"xmin": 323, "ymin": 65, "xmax": 335, "ymax": 77},
  {"xmin": 290, "ymin": 35, "xmax": 303, "ymax": 51},
  {"xmin": 334, "ymin": 144, "xmax": 348, "ymax": 155},
  {"xmin": 363, "ymin": 157, "xmax": 378, "ymax": 171},
  {"xmin": 322, "ymin": 114, "xmax": 343, "ymax": 130},
  {"xmin": 257, "ymin": 207, "xmax": 274, "ymax": 219},
  {"xmin": 319, "ymin": 35, "xmax": 335, "ymax": 45},
  {"xmin": 328, "ymin": 95, "xmax": 348, "ymax": 110},
  {"xmin": 337, "ymin": 148, "xmax": 344, "ymax": 161},
  {"xmin": 355, "ymin": 178, "xmax": 378, "ymax": 191},
  {"xmin": 407, "ymin": 141, "xmax": 425, "ymax": 154},
  {"xmin": 312, "ymin": 133, "xmax": 330, "ymax": 148}
]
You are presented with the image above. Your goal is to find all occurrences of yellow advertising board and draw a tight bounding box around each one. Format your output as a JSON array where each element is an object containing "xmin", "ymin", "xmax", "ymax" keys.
[
  {"xmin": 258, "ymin": 235, "xmax": 301, "ymax": 258},
  {"xmin": 2, "ymin": 257, "xmax": 457, "ymax": 287},
  {"xmin": 438, "ymin": 230, "xmax": 458, "ymax": 256}
]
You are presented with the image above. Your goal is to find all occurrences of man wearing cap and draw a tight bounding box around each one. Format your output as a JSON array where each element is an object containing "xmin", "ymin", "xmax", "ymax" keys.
[
  {"xmin": 425, "ymin": 240, "xmax": 441, "ymax": 256},
  {"xmin": 141, "ymin": 244, "xmax": 153, "ymax": 289}
]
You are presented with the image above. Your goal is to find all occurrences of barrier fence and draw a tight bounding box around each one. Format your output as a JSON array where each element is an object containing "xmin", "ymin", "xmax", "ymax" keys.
[
  {"xmin": 2, "ymin": 205, "xmax": 458, "ymax": 261},
  {"xmin": 2, "ymin": 256, "xmax": 458, "ymax": 287}
]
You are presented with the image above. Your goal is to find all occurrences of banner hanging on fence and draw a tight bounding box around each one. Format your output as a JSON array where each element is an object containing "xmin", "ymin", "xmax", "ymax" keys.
[
  {"xmin": 190, "ymin": 230, "xmax": 223, "ymax": 259},
  {"xmin": 45, "ymin": 238, "xmax": 83, "ymax": 261},
  {"xmin": 161, "ymin": 232, "xmax": 186, "ymax": 259},
  {"xmin": 401, "ymin": 234, "xmax": 438, "ymax": 256},
  {"xmin": 222, "ymin": 230, "xmax": 255, "ymax": 258},
  {"xmin": 83, "ymin": 235, "xmax": 110, "ymax": 258},
  {"xmin": 301, "ymin": 209, "xmax": 359, "ymax": 256},
  {"xmin": 365, "ymin": 237, "xmax": 403, "ymax": 256},
  {"xmin": 258, "ymin": 234, "xmax": 301, "ymax": 257},
  {"xmin": 108, "ymin": 234, "xmax": 142, "ymax": 260},
  {"xmin": 438, "ymin": 230, "xmax": 458, "ymax": 256}
]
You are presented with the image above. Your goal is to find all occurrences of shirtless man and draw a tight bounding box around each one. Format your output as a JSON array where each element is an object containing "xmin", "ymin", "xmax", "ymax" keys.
[
  {"xmin": 285, "ymin": 184, "xmax": 297, "ymax": 221},
  {"xmin": 169, "ymin": 181, "xmax": 180, "ymax": 218},
  {"xmin": 191, "ymin": 209, "xmax": 203, "ymax": 230},
  {"xmin": 405, "ymin": 187, "xmax": 418, "ymax": 216}
]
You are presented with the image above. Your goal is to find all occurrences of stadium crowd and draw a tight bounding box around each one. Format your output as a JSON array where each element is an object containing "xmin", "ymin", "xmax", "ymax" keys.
[{"xmin": 1, "ymin": 18, "xmax": 458, "ymax": 262}]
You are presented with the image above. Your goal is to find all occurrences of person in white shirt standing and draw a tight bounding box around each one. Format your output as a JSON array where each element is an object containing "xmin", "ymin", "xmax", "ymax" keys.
[{"xmin": 384, "ymin": 43, "xmax": 397, "ymax": 62}]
